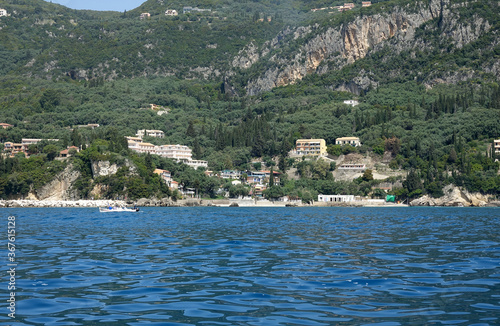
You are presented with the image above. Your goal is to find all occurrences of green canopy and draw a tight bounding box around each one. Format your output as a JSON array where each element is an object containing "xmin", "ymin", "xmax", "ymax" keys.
[{"xmin": 386, "ymin": 195, "xmax": 396, "ymax": 202}]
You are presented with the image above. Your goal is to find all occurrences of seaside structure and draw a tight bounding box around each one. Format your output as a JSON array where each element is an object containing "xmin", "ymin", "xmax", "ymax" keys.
[
  {"xmin": 318, "ymin": 194, "xmax": 355, "ymax": 203},
  {"xmin": 295, "ymin": 139, "xmax": 327, "ymax": 156},
  {"xmin": 335, "ymin": 137, "xmax": 361, "ymax": 147}
]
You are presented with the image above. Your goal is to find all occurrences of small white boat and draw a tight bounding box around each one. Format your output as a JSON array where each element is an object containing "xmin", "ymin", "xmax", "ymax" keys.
[{"xmin": 99, "ymin": 206, "xmax": 139, "ymax": 212}]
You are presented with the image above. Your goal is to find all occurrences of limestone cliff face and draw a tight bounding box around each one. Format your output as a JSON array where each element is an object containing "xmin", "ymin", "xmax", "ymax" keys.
[
  {"xmin": 409, "ymin": 185, "xmax": 492, "ymax": 207},
  {"xmin": 241, "ymin": 0, "xmax": 495, "ymax": 95},
  {"xmin": 36, "ymin": 164, "xmax": 81, "ymax": 201}
]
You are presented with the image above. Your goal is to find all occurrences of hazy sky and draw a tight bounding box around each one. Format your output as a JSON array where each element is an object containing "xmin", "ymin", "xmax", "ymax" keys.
[{"xmin": 45, "ymin": 0, "xmax": 146, "ymax": 12}]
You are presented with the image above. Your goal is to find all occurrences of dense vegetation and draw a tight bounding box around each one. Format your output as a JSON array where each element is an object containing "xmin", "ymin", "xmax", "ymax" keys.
[{"xmin": 0, "ymin": 0, "xmax": 499, "ymax": 201}]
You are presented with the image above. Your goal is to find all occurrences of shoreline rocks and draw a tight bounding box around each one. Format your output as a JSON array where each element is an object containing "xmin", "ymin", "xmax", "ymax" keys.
[
  {"xmin": 0, "ymin": 199, "xmax": 127, "ymax": 208},
  {"xmin": 409, "ymin": 185, "xmax": 495, "ymax": 207}
]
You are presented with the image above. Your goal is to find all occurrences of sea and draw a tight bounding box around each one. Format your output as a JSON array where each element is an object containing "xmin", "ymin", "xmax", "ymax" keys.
[{"xmin": 1, "ymin": 207, "xmax": 499, "ymax": 326}]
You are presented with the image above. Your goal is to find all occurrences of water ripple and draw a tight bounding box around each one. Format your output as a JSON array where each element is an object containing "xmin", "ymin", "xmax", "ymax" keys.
[{"xmin": 1, "ymin": 207, "xmax": 499, "ymax": 325}]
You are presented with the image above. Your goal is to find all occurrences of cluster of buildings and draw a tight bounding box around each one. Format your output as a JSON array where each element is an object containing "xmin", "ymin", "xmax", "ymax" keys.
[
  {"xmin": 293, "ymin": 137, "xmax": 362, "ymax": 156},
  {"xmin": 126, "ymin": 130, "xmax": 208, "ymax": 169},
  {"xmin": 311, "ymin": 2, "xmax": 371, "ymax": 13},
  {"xmin": 152, "ymin": 168, "xmax": 280, "ymax": 198},
  {"xmin": 2, "ymin": 138, "xmax": 59, "ymax": 157},
  {"xmin": 141, "ymin": 7, "xmax": 211, "ymax": 19}
]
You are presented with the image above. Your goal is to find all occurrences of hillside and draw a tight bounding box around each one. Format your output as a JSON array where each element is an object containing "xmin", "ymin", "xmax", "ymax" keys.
[{"xmin": 0, "ymin": 0, "xmax": 499, "ymax": 202}]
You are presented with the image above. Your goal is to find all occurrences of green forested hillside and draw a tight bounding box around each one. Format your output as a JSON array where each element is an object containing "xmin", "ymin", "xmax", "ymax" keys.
[{"xmin": 0, "ymin": 0, "xmax": 499, "ymax": 201}]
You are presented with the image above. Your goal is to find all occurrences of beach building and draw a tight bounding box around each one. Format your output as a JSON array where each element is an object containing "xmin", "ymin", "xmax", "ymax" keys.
[{"xmin": 318, "ymin": 194, "xmax": 355, "ymax": 203}]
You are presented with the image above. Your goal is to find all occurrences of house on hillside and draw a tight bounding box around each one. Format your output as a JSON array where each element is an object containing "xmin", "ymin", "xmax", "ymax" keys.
[
  {"xmin": 140, "ymin": 13, "xmax": 150, "ymax": 19},
  {"xmin": 136, "ymin": 129, "xmax": 165, "ymax": 138},
  {"xmin": 362, "ymin": 1, "xmax": 372, "ymax": 7},
  {"xmin": 165, "ymin": 9, "xmax": 178, "ymax": 16},
  {"xmin": 335, "ymin": 137, "xmax": 361, "ymax": 147},
  {"xmin": 0, "ymin": 123, "xmax": 13, "ymax": 129},
  {"xmin": 295, "ymin": 139, "xmax": 327, "ymax": 156},
  {"xmin": 343, "ymin": 100, "xmax": 359, "ymax": 106},
  {"xmin": 494, "ymin": 139, "xmax": 500, "ymax": 155},
  {"xmin": 0, "ymin": 9, "xmax": 8, "ymax": 17}
]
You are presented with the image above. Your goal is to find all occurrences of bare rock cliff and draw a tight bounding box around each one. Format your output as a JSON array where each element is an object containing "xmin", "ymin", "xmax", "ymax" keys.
[
  {"xmin": 36, "ymin": 164, "xmax": 81, "ymax": 201},
  {"xmin": 242, "ymin": 0, "xmax": 494, "ymax": 95},
  {"xmin": 410, "ymin": 185, "xmax": 492, "ymax": 207}
]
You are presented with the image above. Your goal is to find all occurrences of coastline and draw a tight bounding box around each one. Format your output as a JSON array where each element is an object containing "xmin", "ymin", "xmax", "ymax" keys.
[
  {"xmin": 2, "ymin": 197, "xmax": 498, "ymax": 208},
  {"xmin": 0, "ymin": 199, "xmax": 409, "ymax": 208}
]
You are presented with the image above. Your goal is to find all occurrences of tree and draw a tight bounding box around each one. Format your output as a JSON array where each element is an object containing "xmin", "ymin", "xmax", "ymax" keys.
[
  {"xmin": 43, "ymin": 144, "xmax": 58, "ymax": 161},
  {"xmin": 362, "ymin": 169, "xmax": 374, "ymax": 182},
  {"xmin": 263, "ymin": 185, "xmax": 284, "ymax": 201},
  {"xmin": 404, "ymin": 169, "xmax": 423, "ymax": 198},
  {"xmin": 448, "ymin": 148, "xmax": 458, "ymax": 163},
  {"xmin": 385, "ymin": 137, "xmax": 401, "ymax": 156},
  {"xmin": 312, "ymin": 159, "xmax": 330, "ymax": 180}
]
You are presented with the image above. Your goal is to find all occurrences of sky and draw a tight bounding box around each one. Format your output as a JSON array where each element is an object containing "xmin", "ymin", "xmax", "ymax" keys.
[{"xmin": 45, "ymin": 0, "xmax": 146, "ymax": 12}]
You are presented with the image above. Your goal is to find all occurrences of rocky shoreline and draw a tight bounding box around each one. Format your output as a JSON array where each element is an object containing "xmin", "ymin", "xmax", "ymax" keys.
[
  {"xmin": 409, "ymin": 185, "xmax": 500, "ymax": 207},
  {"xmin": 2, "ymin": 185, "xmax": 499, "ymax": 208}
]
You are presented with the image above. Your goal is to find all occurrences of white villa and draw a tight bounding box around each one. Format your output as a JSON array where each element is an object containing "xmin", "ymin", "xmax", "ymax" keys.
[
  {"xmin": 318, "ymin": 194, "xmax": 355, "ymax": 203},
  {"xmin": 165, "ymin": 9, "xmax": 178, "ymax": 16},
  {"xmin": 128, "ymin": 138, "xmax": 208, "ymax": 168},
  {"xmin": 343, "ymin": 100, "xmax": 359, "ymax": 107},
  {"xmin": 0, "ymin": 9, "xmax": 8, "ymax": 17},
  {"xmin": 136, "ymin": 129, "xmax": 165, "ymax": 138},
  {"xmin": 335, "ymin": 137, "xmax": 361, "ymax": 147}
]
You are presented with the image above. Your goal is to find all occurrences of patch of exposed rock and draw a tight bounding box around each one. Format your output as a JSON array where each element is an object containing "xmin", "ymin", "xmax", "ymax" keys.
[
  {"xmin": 36, "ymin": 164, "xmax": 81, "ymax": 201},
  {"xmin": 410, "ymin": 185, "xmax": 492, "ymax": 207},
  {"xmin": 0, "ymin": 199, "xmax": 126, "ymax": 208}
]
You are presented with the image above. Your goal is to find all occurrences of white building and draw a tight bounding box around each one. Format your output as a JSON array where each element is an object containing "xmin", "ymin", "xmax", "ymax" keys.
[
  {"xmin": 165, "ymin": 9, "xmax": 178, "ymax": 16},
  {"xmin": 136, "ymin": 129, "xmax": 165, "ymax": 138},
  {"xmin": 128, "ymin": 140, "xmax": 207, "ymax": 168},
  {"xmin": 318, "ymin": 194, "xmax": 355, "ymax": 203},
  {"xmin": 494, "ymin": 139, "xmax": 500, "ymax": 155},
  {"xmin": 185, "ymin": 159, "xmax": 208, "ymax": 169},
  {"xmin": 343, "ymin": 100, "xmax": 359, "ymax": 106},
  {"xmin": 335, "ymin": 137, "xmax": 361, "ymax": 147},
  {"xmin": 156, "ymin": 144, "xmax": 192, "ymax": 161},
  {"xmin": 0, "ymin": 9, "xmax": 8, "ymax": 17},
  {"xmin": 338, "ymin": 164, "xmax": 366, "ymax": 170},
  {"xmin": 140, "ymin": 13, "xmax": 150, "ymax": 19}
]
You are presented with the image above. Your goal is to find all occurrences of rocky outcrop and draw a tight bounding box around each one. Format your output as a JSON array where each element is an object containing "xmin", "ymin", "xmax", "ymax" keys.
[
  {"xmin": 0, "ymin": 199, "xmax": 126, "ymax": 208},
  {"xmin": 242, "ymin": 0, "xmax": 494, "ymax": 95},
  {"xmin": 36, "ymin": 164, "xmax": 80, "ymax": 201},
  {"xmin": 410, "ymin": 185, "xmax": 492, "ymax": 207},
  {"xmin": 91, "ymin": 160, "xmax": 118, "ymax": 177}
]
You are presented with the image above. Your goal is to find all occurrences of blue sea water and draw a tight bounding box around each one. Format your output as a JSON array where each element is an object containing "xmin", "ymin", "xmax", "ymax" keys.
[{"xmin": 1, "ymin": 207, "xmax": 500, "ymax": 325}]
